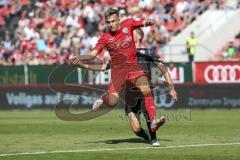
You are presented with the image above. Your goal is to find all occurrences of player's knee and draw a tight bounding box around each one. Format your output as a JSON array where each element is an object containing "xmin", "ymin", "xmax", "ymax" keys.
[
  {"xmin": 130, "ymin": 118, "xmax": 141, "ymax": 133},
  {"xmin": 102, "ymin": 93, "xmax": 119, "ymax": 106},
  {"xmin": 141, "ymin": 86, "xmax": 151, "ymax": 95},
  {"xmin": 133, "ymin": 126, "xmax": 141, "ymax": 134},
  {"xmin": 108, "ymin": 98, "xmax": 118, "ymax": 106}
]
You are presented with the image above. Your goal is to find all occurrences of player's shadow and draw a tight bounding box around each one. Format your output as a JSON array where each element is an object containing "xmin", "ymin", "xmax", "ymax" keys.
[
  {"xmin": 105, "ymin": 138, "xmax": 149, "ymax": 144},
  {"xmin": 84, "ymin": 138, "xmax": 172, "ymax": 144},
  {"xmin": 104, "ymin": 138, "xmax": 173, "ymax": 144}
]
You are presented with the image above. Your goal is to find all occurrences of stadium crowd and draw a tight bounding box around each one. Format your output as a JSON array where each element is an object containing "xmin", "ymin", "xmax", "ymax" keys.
[
  {"xmin": 0, "ymin": 0, "xmax": 238, "ymax": 65},
  {"xmin": 214, "ymin": 32, "xmax": 240, "ymax": 61}
]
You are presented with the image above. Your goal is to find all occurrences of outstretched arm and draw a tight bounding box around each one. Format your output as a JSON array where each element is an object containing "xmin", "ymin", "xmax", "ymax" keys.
[
  {"xmin": 80, "ymin": 63, "xmax": 108, "ymax": 71},
  {"xmin": 69, "ymin": 50, "xmax": 99, "ymax": 65},
  {"xmin": 69, "ymin": 58, "xmax": 109, "ymax": 71},
  {"xmin": 154, "ymin": 61, "xmax": 177, "ymax": 101}
]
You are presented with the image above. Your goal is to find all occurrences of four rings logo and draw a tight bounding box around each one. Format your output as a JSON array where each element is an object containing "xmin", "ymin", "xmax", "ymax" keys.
[{"xmin": 204, "ymin": 65, "xmax": 240, "ymax": 83}]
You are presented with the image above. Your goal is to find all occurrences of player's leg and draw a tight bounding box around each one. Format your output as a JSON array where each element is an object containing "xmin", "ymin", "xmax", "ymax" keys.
[
  {"xmin": 124, "ymin": 81, "xmax": 149, "ymax": 141},
  {"xmin": 135, "ymin": 76, "xmax": 157, "ymax": 128},
  {"xmin": 92, "ymin": 79, "xmax": 121, "ymax": 111},
  {"xmin": 101, "ymin": 92, "xmax": 119, "ymax": 106},
  {"xmin": 142, "ymin": 109, "xmax": 156, "ymax": 140},
  {"xmin": 127, "ymin": 109, "xmax": 149, "ymax": 141},
  {"xmin": 92, "ymin": 92, "xmax": 119, "ymax": 111},
  {"xmin": 135, "ymin": 75, "xmax": 166, "ymax": 132},
  {"xmin": 142, "ymin": 109, "xmax": 166, "ymax": 146}
]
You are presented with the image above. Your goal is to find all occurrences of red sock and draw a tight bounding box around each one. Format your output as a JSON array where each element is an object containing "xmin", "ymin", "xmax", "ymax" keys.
[
  {"xmin": 144, "ymin": 92, "xmax": 156, "ymax": 123},
  {"xmin": 101, "ymin": 93, "xmax": 110, "ymax": 105}
]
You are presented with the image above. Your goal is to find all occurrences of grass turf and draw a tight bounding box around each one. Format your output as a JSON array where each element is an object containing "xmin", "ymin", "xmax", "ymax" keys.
[{"xmin": 0, "ymin": 109, "xmax": 240, "ymax": 160}]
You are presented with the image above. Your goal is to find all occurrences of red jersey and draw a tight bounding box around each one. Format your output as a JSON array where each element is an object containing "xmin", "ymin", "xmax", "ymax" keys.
[{"xmin": 93, "ymin": 18, "xmax": 144, "ymax": 69}]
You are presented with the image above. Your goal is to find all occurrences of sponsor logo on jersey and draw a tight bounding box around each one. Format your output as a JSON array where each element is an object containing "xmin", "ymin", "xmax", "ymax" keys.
[
  {"xmin": 123, "ymin": 27, "xmax": 129, "ymax": 33},
  {"xmin": 133, "ymin": 17, "xmax": 141, "ymax": 21}
]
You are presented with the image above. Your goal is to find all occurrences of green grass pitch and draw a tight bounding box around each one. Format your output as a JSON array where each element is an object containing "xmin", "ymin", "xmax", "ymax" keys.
[{"xmin": 0, "ymin": 109, "xmax": 240, "ymax": 160}]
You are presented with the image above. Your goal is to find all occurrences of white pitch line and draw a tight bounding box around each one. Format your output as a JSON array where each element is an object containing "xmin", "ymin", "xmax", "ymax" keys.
[{"xmin": 0, "ymin": 142, "xmax": 240, "ymax": 157}]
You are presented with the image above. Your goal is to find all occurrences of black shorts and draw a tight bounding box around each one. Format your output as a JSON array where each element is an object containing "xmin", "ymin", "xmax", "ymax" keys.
[
  {"xmin": 123, "ymin": 81, "xmax": 146, "ymax": 115},
  {"xmin": 124, "ymin": 98, "xmax": 149, "ymax": 122},
  {"xmin": 123, "ymin": 81, "xmax": 151, "ymax": 121},
  {"xmin": 125, "ymin": 98, "xmax": 143, "ymax": 115}
]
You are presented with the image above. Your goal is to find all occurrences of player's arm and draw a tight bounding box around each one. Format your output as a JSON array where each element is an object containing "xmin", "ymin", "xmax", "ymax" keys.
[
  {"xmin": 154, "ymin": 61, "xmax": 177, "ymax": 101},
  {"xmin": 76, "ymin": 62, "xmax": 108, "ymax": 71},
  {"xmin": 70, "ymin": 60, "xmax": 109, "ymax": 71},
  {"xmin": 82, "ymin": 63, "xmax": 108, "ymax": 71},
  {"xmin": 142, "ymin": 19, "xmax": 155, "ymax": 27},
  {"xmin": 131, "ymin": 18, "xmax": 155, "ymax": 29},
  {"xmin": 69, "ymin": 49, "xmax": 99, "ymax": 67},
  {"xmin": 69, "ymin": 35, "xmax": 107, "ymax": 66}
]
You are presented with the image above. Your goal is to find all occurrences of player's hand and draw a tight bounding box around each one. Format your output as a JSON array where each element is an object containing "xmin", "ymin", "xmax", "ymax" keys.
[
  {"xmin": 144, "ymin": 19, "xmax": 155, "ymax": 26},
  {"xmin": 169, "ymin": 89, "xmax": 177, "ymax": 101},
  {"xmin": 69, "ymin": 57, "xmax": 81, "ymax": 67}
]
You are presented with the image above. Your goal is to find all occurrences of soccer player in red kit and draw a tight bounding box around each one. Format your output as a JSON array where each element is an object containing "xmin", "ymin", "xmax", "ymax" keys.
[
  {"xmin": 70, "ymin": 8, "xmax": 162, "ymax": 132},
  {"xmin": 71, "ymin": 28, "xmax": 177, "ymax": 146}
]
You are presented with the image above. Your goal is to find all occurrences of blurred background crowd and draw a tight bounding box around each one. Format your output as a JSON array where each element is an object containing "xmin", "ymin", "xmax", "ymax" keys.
[{"xmin": 0, "ymin": 0, "xmax": 239, "ymax": 66}]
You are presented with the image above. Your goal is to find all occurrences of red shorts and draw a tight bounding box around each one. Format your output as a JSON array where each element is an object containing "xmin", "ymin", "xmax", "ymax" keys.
[{"xmin": 108, "ymin": 64, "xmax": 146, "ymax": 93}]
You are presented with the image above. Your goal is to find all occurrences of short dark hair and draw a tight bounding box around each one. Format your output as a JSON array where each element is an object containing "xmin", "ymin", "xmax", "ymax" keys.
[
  {"xmin": 104, "ymin": 8, "xmax": 119, "ymax": 19},
  {"xmin": 135, "ymin": 28, "xmax": 144, "ymax": 41}
]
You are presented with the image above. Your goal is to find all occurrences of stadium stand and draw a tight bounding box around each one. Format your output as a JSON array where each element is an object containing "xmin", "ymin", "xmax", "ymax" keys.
[
  {"xmin": 0, "ymin": 0, "xmax": 234, "ymax": 65},
  {"xmin": 213, "ymin": 32, "xmax": 240, "ymax": 61}
]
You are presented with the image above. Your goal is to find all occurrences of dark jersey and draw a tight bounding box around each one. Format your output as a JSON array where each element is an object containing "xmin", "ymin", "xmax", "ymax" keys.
[{"xmin": 136, "ymin": 48, "xmax": 163, "ymax": 79}]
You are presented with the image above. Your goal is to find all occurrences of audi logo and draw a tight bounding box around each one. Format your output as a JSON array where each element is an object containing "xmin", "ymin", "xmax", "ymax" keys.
[
  {"xmin": 204, "ymin": 65, "xmax": 240, "ymax": 83},
  {"xmin": 153, "ymin": 87, "xmax": 175, "ymax": 108}
]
